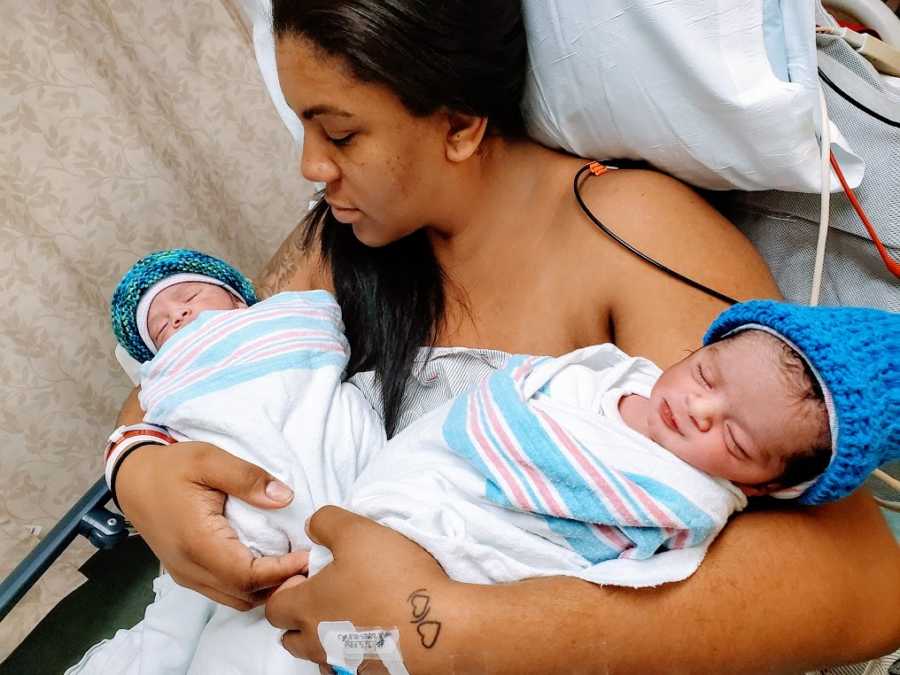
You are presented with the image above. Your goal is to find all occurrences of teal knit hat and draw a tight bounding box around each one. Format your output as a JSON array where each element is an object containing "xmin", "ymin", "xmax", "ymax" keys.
[
  {"xmin": 111, "ymin": 249, "xmax": 257, "ymax": 363},
  {"xmin": 705, "ymin": 300, "xmax": 899, "ymax": 505}
]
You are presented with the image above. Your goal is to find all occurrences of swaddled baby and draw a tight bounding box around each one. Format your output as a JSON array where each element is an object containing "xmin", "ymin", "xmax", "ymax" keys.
[
  {"xmin": 106, "ymin": 249, "xmax": 385, "ymax": 560},
  {"xmin": 74, "ymin": 248, "xmax": 897, "ymax": 674},
  {"xmin": 340, "ymin": 303, "xmax": 894, "ymax": 587}
]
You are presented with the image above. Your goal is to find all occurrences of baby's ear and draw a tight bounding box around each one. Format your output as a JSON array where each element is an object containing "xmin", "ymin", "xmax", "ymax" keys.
[{"xmin": 737, "ymin": 482, "xmax": 779, "ymax": 497}]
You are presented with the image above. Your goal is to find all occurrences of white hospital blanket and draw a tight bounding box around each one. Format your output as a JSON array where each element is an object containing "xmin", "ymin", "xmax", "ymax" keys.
[
  {"xmin": 336, "ymin": 345, "xmax": 747, "ymax": 587},
  {"xmin": 139, "ymin": 290, "xmax": 384, "ymax": 556}
]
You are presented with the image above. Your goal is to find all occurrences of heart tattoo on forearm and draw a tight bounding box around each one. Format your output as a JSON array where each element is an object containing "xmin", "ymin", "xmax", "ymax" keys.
[{"xmin": 407, "ymin": 588, "xmax": 442, "ymax": 649}]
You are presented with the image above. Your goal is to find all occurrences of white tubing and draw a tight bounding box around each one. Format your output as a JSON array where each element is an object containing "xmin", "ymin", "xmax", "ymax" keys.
[
  {"xmin": 809, "ymin": 85, "xmax": 833, "ymax": 307},
  {"xmin": 873, "ymin": 468, "xmax": 900, "ymax": 492}
]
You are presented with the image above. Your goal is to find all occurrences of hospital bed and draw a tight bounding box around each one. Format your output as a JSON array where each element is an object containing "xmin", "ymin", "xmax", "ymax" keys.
[{"xmin": 0, "ymin": 0, "xmax": 900, "ymax": 672}]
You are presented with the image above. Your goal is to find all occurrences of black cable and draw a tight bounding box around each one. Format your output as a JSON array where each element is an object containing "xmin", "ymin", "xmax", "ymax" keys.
[
  {"xmin": 573, "ymin": 163, "xmax": 739, "ymax": 306},
  {"xmin": 818, "ymin": 68, "xmax": 900, "ymax": 128}
]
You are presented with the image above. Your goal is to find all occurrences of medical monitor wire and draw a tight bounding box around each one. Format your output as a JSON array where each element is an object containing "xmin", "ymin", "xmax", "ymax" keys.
[{"xmin": 573, "ymin": 162, "xmax": 739, "ymax": 306}]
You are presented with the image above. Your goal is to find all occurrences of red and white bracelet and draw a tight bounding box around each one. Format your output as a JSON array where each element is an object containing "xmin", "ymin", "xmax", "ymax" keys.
[{"xmin": 105, "ymin": 423, "xmax": 177, "ymax": 506}]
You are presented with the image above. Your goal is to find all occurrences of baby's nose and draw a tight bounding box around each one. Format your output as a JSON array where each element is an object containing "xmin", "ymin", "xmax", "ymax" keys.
[
  {"xmin": 172, "ymin": 306, "xmax": 191, "ymax": 327},
  {"xmin": 686, "ymin": 393, "xmax": 717, "ymax": 432}
]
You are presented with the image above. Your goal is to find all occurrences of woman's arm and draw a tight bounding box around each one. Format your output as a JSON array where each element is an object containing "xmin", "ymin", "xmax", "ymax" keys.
[
  {"xmin": 115, "ymin": 441, "xmax": 308, "ymax": 608},
  {"xmin": 461, "ymin": 492, "xmax": 900, "ymax": 673},
  {"xmin": 269, "ymin": 498, "xmax": 900, "ymax": 674},
  {"xmin": 116, "ymin": 386, "xmax": 144, "ymax": 426},
  {"xmin": 111, "ymin": 220, "xmax": 327, "ymax": 607}
]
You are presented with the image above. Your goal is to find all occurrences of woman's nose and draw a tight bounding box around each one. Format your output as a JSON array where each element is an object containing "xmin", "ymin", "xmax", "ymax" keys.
[
  {"xmin": 685, "ymin": 393, "xmax": 718, "ymax": 432},
  {"xmin": 299, "ymin": 137, "xmax": 340, "ymax": 184}
]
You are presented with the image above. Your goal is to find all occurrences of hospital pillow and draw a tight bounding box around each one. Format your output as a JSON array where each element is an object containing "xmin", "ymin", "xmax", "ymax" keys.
[{"xmin": 521, "ymin": 0, "xmax": 864, "ymax": 192}]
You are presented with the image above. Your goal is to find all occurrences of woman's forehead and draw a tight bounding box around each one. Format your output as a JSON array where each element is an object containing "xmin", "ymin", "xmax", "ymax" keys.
[
  {"xmin": 275, "ymin": 38, "xmax": 355, "ymax": 99},
  {"xmin": 275, "ymin": 36, "xmax": 399, "ymax": 119}
]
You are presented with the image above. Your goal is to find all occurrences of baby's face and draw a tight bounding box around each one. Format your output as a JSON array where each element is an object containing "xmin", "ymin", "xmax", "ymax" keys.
[
  {"xmin": 147, "ymin": 282, "xmax": 246, "ymax": 348},
  {"xmin": 646, "ymin": 337, "xmax": 820, "ymax": 491}
]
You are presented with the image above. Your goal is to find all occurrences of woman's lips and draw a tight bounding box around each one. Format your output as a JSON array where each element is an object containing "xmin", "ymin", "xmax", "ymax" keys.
[
  {"xmin": 329, "ymin": 203, "xmax": 361, "ymax": 224},
  {"xmin": 660, "ymin": 399, "xmax": 681, "ymax": 434}
]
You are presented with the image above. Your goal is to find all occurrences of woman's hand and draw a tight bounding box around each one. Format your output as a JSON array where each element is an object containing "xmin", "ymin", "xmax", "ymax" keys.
[
  {"xmin": 266, "ymin": 507, "xmax": 459, "ymax": 674},
  {"xmin": 116, "ymin": 441, "xmax": 309, "ymax": 610}
]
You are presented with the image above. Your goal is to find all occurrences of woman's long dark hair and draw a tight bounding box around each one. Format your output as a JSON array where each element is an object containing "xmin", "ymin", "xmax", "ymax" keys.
[{"xmin": 272, "ymin": 0, "xmax": 527, "ymax": 436}]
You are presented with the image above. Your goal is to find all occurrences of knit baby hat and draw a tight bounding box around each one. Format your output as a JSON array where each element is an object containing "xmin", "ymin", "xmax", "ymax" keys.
[
  {"xmin": 704, "ymin": 300, "xmax": 899, "ymax": 505},
  {"xmin": 111, "ymin": 249, "xmax": 257, "ymax": 363}
]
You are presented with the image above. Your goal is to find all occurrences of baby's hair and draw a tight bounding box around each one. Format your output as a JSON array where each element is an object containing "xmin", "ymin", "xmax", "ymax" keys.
[{"xmin": 724, "ymin": 330, "xmax": 832, "ymax": 488}]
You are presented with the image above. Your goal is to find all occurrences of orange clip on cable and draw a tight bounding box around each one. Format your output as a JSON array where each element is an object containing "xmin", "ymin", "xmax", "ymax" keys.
[{"xmin": 588, "ymin": 161, "xmax": 608, "ymax": 176}]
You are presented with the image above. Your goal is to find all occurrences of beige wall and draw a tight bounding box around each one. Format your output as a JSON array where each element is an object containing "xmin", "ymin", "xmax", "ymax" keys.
[{"xmin": 0, "ymin": 0, "xmax": 312, "ymax": 657}]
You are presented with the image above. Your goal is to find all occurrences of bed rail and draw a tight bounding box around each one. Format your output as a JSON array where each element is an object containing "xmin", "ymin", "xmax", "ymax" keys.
[{"xmin": 0, "ymin": 477, "xmax": 127, "ymax": 623}]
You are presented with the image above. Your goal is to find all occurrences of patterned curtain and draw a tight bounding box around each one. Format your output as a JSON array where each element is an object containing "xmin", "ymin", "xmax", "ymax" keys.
[{"xmin": 0, "ymin": 0, "xmax": 312, "ymax": 657}]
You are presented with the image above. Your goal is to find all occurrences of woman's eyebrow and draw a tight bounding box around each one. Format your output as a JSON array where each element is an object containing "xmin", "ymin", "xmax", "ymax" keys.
[{"xmin": 302, "ymin": 104, "xmax": 353, "ymax": 120}]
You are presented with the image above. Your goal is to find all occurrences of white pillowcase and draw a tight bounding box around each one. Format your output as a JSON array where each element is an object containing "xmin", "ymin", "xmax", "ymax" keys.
[{"xmin": 521, "ymin": 0, "xmax": 863, "ymax": 192}]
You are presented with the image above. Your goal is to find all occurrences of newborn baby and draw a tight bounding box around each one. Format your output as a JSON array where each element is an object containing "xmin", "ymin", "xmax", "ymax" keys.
[{"xmin": 107, "ymin": 249, "xmax": 385, "ymax": 561}]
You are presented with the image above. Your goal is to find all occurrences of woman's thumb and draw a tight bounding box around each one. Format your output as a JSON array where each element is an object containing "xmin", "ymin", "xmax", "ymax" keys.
[{"xmin": 198, "ymin": 446, "xmax": 294, "ymax": 509}]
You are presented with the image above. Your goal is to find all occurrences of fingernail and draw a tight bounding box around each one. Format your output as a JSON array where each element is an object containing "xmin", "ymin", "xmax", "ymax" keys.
[{"xmin": 266, "ymin": 480, "xmax": 293, "ymax": 503}]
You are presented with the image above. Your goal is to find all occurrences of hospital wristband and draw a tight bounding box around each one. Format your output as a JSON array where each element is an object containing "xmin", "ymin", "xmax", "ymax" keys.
[{"xmin": 105, "ymin": 424, "xmax": 177, "ymax": 505}]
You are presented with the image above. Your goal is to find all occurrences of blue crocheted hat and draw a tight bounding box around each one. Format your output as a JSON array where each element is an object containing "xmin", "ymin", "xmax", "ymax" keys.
[
  {"xmin": 704, "ymin": 300, "xmax": 899, "ymax": 505},
  {"xmin": 111, "ymin": 249, "xmax": 257, "ymax": 363}
]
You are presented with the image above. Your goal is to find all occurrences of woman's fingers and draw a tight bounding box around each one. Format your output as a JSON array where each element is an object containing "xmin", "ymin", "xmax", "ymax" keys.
[
  {"xmin": 270, "ymin": 574, "xmax": 328, "ymax": 663},
  {"xmin": 194, "ymin": 445, "xmax": 295, "ymax": 510},
  {"xmin": 181, "ymin": 580, "xmax": 255, "ymax": 612},
  {"xmin": 116, "ymin": 441, "xmax": 306, "ymax": 606},
  {"xmin": 184, "ymin": 513, "xmax": 310, "ymax": 601},
  {"xmin": 304, "ymin": 504, "xmax": 373, "ymax": 549},
  {"xmin": 266, "ymin": 506, "xmax": 455, "ymax": 669},
  {"xmin": 265, "ymin": 575, "xmax": 311, "ymax": 630},
  {"xmin": 280, "ymin": 628, "xmax": 327, "ymax": 664},
  {"xmin": 245, "ymin": 550, "xmax": 311, "ymax": 593}
]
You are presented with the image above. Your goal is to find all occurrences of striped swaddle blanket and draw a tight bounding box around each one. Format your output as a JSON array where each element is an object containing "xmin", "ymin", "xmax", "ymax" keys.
[
  {"xmin": 347, "ymin": 344, "xmax": 746, "ymax": 587},
  {"xmin": 139, "ymin": 290, "xmax": 385, "ymax": 557}
]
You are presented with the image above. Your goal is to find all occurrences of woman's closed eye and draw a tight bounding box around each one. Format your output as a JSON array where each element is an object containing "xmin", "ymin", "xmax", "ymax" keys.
[{"xmin": 327, "ymin": 132, "xmax": 355, "ymax": 147}]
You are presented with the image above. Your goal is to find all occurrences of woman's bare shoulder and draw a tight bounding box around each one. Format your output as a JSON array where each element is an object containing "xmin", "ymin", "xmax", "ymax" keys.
[
  {"xmin": 255, "ymin": 221, "xmax": 334, "ymax": 298},
  {"xmin": 559, "ymin": 166, "xmax": 780, "ymax": 364},
  {"xmin": 566, "ymin": 165, "xmax": 776, "ymax": 289}
]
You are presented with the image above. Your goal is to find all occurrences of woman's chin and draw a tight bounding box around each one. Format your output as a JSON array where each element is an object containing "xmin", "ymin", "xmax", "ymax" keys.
[{"xmin": 350, "ymin": 222, "xmax": 401, "ymax": 248}]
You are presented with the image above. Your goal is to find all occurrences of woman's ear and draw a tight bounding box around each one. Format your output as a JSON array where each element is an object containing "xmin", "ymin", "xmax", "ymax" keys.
[{"xmin": 444, "ymin": 112, "xmax": 488, "ymax": 163}]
